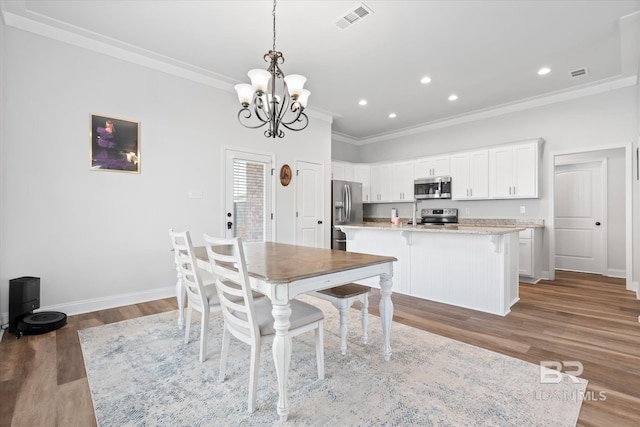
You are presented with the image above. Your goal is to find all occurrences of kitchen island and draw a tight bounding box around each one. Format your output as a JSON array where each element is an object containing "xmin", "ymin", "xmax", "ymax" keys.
[{"xmin": 336, "ymin": 223, "xmax": 523, "ymax": 316}]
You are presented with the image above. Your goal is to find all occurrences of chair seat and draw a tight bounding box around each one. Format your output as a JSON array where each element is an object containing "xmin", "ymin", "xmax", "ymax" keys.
[
  {"xmin": 234, "ymin": 298, "xmax": 324, "ymax": 336},
  {"xmin": 314, "ymin": 283, "xmax": 370, "ymax": 355},
  {"xmin": 317, "ymin": 283, "xmax": 370, "ymax": 299}
]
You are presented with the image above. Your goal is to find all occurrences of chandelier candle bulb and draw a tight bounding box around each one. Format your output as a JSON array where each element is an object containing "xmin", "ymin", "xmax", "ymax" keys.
[
  {"xmin": 248, "ymin": 69, "xmax": 271, "ymax": 93},
  {"xmin": 298, "ymin": 89, "xmax": 311, "ymax": 108},
  {"xmin": 234, "ymin": 84, "xmax": 254, "ymax": 106},
  {"xmin": 284, "ymin": 74, "xmax": 307, "ymax": 98}
]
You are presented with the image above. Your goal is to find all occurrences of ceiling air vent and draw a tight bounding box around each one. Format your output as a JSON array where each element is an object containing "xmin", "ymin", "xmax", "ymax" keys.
[
  {"xmin": 569, "ymin": 67, "xmax": 589, "ymax": 79},
  {"xmin": 334, "ymin": 3, "xmax": 374, "ymax": 30}
]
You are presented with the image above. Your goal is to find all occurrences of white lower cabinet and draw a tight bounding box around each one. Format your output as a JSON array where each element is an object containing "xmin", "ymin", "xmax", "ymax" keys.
[{"xmin": 518, "ymin": 227, "xmax": 542, "ymax": 282}]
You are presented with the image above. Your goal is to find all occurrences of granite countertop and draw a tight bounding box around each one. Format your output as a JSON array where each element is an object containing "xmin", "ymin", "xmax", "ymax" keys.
[
  {"xmin": 364, "ymin": 217, "xmax": 545, "ymax": 228},
  {"xmin": 337, "ymin": 222, "xmax": 524, "ymax": 235}
]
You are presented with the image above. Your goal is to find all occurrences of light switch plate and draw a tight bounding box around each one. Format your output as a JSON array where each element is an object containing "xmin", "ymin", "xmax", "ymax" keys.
[
  {"xmin": 520, "ymin": 206, "xmax": 526, "ymax": 214},
  {"xmin": 188, "ymin": 189, "xmax": 203, "ymax": 199}
]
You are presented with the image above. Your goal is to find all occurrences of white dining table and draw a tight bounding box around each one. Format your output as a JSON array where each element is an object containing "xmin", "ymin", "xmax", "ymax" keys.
[{"xmin": 178, "ymin": 241, "xmax": 396, "ymax": 421}]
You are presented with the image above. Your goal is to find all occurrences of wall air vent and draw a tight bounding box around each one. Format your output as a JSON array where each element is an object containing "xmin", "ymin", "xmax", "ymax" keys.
[
  {"xmin": 569, "ymin": 67, "xmax": 589, "ymax": 79},
  {"xmin": 334, "ymin": 3, "xmax": 374, "ymax": 30}
]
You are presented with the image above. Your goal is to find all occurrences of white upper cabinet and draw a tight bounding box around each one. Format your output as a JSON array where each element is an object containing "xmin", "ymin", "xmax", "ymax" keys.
[
  {"xmin": 331, "ymin": 162, "xmax": 345, "ymax": 181},
  {"xmin": 331, "ymin": 161, "xmax": 356, "ymax": 181},
  {"xmin": 353, "ymin": 164, "xmax": 371, "ymax": 202},
  {"xmin": 370, "ymin": 161, "xmax": 414, "ymax": 202},
  {"xmin": 370, "ymin": 164, "xmax": 392, "ymax": 202},
  {"xmin": 489, "ymin": 140, "xmax": 540, "ymax": 199},
  {"xmin": 333, "ymin": 138, "xmax": 541, "ymax": 204},
  {"xmin": 391, "ymin": 161, "xmax": 415, "ymax": 201},
  {"xmin": 451, "ymin": 150, "xmax": 489, "ymax": 200},
  {"xmin": 414, "ymin": 155, "xmax": 450, "ymax": 179}
]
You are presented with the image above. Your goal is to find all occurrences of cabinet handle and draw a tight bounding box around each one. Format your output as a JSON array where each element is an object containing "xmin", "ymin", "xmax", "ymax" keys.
[
  {"xmin": 509, "ymin": 186, "xmax": 512, "ymax": 195},
  {"xmin": 513, "ymin": 186, "xmax": 516, "ymax": 195},
  {"xmin": 470, "ymin": 188, "xmax": 473, "ymax": 197}
]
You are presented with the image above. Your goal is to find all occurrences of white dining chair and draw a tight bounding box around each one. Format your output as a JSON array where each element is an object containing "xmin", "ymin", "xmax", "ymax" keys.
[
  {"xmin": 203, "ymin": 234, "xmax": 325, "ymax": 413},
  {"xmin": 313, "ymin": 283, "xmax": 370, "ymax": 355},
  {"xmin": 168, "ymin": 229, "xmax": 220, "ymax": 363}
]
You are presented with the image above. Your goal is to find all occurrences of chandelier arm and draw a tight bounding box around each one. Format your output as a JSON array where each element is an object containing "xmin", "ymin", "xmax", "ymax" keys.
[
  {"xmin": 253, "ymin": 100, "xmax": 273, "ymax": 124},
  {"xmin": 237, "ymin": 108, "xmax": 269, "ymax": 130},
  {"xmin": 280, "ymin": 111, "xmax": 309, "ymax": 132}
]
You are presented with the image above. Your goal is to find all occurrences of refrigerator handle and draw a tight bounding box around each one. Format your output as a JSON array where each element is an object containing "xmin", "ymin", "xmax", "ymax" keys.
[{"xmin": 345, "ymin": 184, "xmax": 351, "ymax": 221}]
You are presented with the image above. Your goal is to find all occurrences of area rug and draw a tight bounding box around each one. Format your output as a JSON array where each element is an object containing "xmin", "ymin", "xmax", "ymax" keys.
[{"xmin": 79, "ymin": 296, "xmax": 587, "ymax": 426}]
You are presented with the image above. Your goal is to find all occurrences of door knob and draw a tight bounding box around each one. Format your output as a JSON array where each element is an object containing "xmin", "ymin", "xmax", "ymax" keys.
[
  {"xmin": 595, "ymin": 222, "xmax": 601, "ymax": 226},
  {"xmin": 317, "ymin": 220, "xmax": 323, "ymax": 224},
  {"xmin": 227, "ymin": 221, "xmax": 233, "ymax": 230}
]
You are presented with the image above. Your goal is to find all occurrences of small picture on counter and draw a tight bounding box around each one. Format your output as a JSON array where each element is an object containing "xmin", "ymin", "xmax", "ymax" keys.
[{"xmin": 90, "ymin": 114, "xmax": 140, "ymax": 173}]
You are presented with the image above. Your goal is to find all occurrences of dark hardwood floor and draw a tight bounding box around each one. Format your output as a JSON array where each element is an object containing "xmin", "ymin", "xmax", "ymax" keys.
[{"xmin": 1, "ymin": 271, "xmax": 639, "ymax": 426}]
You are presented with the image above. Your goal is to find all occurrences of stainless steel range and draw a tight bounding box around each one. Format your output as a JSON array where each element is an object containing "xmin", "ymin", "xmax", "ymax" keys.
[{"xmin": 417, "ymin": 208, "xmax": 458, "ymax": 225}]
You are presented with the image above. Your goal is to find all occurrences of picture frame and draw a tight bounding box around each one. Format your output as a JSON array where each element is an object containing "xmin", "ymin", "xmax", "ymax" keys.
[
  {"xmin": 280, "ymin": 164, "xmax": 292, "ymax": 186},
  {"xmin": 90, "ymin": 113, "xmax": 140, "ymax": 173}
]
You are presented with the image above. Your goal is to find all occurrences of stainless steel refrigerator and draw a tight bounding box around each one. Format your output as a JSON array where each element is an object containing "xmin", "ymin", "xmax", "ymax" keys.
[{"xmin": 331, "ymin": 180, "xmax": 363, "ymax": 251}]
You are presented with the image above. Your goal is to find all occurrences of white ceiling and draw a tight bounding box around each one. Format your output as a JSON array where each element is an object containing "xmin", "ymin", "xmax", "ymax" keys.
[{"xmin": 2, "ymin": 0, "xmax": 640, "ymax": 143}]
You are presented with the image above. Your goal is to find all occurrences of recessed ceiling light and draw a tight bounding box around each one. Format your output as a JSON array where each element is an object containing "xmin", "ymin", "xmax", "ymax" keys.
[
  {"xmin": 388, "ymin": 113, "xmax": 397, "ymax": 118},
  {"xmin": 420, "ymin": 76, "xmax": 432, "ymax": 84},
  {"xmin": 448, "ymin": 94, "xmax": 458, "ymax": 101},
  {"xmin": 358, "ymin": 99, "xmax": 368, "ymax": 106},
  {"xmin": 538, "ymin": 67, "xmax": 551, "ymax": 76}
]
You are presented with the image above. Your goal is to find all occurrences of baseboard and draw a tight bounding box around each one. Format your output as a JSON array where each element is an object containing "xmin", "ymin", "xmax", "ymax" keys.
[
  {"xmin": 519, "ymin": 276, "xmax": 540, "ymax": 284},
  {"xmin": 606, "ymin": 268, "xmax": 626, "ymax": 278},
  {"xmin": 0, "ymin": 285, "xmax": 176, "ymax": 322}
]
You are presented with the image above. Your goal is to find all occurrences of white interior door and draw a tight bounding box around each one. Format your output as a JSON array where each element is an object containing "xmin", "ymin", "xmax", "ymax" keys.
[
  {"xmin": 554, "ymin": 161, "xmax": 604, "ymax": 273},
  {"xmin": 295, "ymin": 160, "xmax": 324, "ymax": 248},
  {"xmin": 224, "ymin": 149, "xmax": 274, "ymax": 241}
]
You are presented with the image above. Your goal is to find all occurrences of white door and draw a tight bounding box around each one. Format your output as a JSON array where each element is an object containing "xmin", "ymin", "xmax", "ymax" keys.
[
  {"xmin": 554, "ymin": 161, "xmax": 604, "ymax": 273},
  {"xmin": 224, "ymin": 149, "xmax": 274, "ymax": 241},
  {"xmin": 296, "ymin": 160, "xmax": 324, "ymax": 247}
]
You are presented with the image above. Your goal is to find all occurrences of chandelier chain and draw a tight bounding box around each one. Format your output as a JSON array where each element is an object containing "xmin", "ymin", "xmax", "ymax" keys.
[{"xmin": 272, "ymin": 0, "xmax": 277, "ymax": 52}]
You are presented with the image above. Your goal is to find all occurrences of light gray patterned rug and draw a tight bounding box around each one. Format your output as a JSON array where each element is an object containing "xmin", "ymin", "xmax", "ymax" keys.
[{"xmin": 79, "ymin": 296, "xmax": 587, "ymax": 426}]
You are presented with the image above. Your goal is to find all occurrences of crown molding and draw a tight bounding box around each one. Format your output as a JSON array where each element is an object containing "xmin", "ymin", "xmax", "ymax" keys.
[
  {"xmin": 0, "ymin": 7, "xmax": 335, "ymax": 124},
  {"xmin": 334, "ymin": 75, "xmax": 638, "ymax": 146}
]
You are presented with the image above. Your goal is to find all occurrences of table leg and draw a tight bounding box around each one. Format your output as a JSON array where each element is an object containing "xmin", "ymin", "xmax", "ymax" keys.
[
  {"xmin": 272, "ymin": 301, "xmax": 292, "ymax": 422},
  {"xmin": 175, "ymin": 264, "xmax": 186, "ymax": 329},
  {"xmin": 379, "ymin": 272, "xmax": 394, "ymax": 361}
]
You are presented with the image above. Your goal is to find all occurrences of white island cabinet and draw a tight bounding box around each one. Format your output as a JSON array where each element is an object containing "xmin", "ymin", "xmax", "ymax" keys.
[{"xmin": 337, "ymin": 223, "xmax": 522, "ymax": 316}]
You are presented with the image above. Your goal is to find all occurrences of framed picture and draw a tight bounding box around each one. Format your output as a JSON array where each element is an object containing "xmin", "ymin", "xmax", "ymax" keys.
[
  {"xmin": 90, "ymin": 114, "xmax": 140, "ymax": 173},
  {"xmin": 280, "ymin": 164, "xmax": 292, "ymax": 186}
]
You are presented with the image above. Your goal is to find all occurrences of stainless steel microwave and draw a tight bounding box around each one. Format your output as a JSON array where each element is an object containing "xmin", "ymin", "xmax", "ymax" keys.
[{"xmin": 414, "ymin": 176, "xmax": 452, "ymax": 199}]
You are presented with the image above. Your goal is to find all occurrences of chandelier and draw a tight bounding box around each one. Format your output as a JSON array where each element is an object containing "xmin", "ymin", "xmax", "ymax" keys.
[{"xmin": 233, "ymin": 0, "xmax": 310, "ymax": 138}]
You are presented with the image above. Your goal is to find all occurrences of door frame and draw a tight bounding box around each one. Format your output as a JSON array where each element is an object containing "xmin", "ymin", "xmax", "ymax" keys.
[
  {"xmin": 553, "ymin": 157, "xmax": 607, "ymax": 275},
  {"xmin": 222, "ymin": 146, "xmax": 276, "ymax": 241},
  {"xmin": 548, "ymin": 142, "xmax": 633, "ymax": 292}
]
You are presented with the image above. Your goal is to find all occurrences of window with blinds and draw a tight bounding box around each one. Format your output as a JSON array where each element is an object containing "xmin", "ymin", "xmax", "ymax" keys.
[{"xmin": 233, "ymin": 159, "xmax": 266, "ymax": 242}]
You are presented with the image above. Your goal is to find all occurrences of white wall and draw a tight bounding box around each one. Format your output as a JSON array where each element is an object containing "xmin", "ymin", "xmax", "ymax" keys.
[
  {"xmin": 0, "ymin": 25, "xmax": 332, "ymax": 318},
  {"xmin": 337, "ymin": 85, "xmax": 639, "ymax": 282}
]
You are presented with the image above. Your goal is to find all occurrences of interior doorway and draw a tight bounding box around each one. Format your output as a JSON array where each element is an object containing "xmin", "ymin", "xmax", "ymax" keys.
[
  {"xmin": 554, "ymin": 159, "xmax": 606, "ymax": 274},
  {"xmin": 295, "ymin": 160, "xmax": 325, "ymax": 248},
  {"xmin": 550, "ymin": 145, "xmax": 632, "ymax": 290}
]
